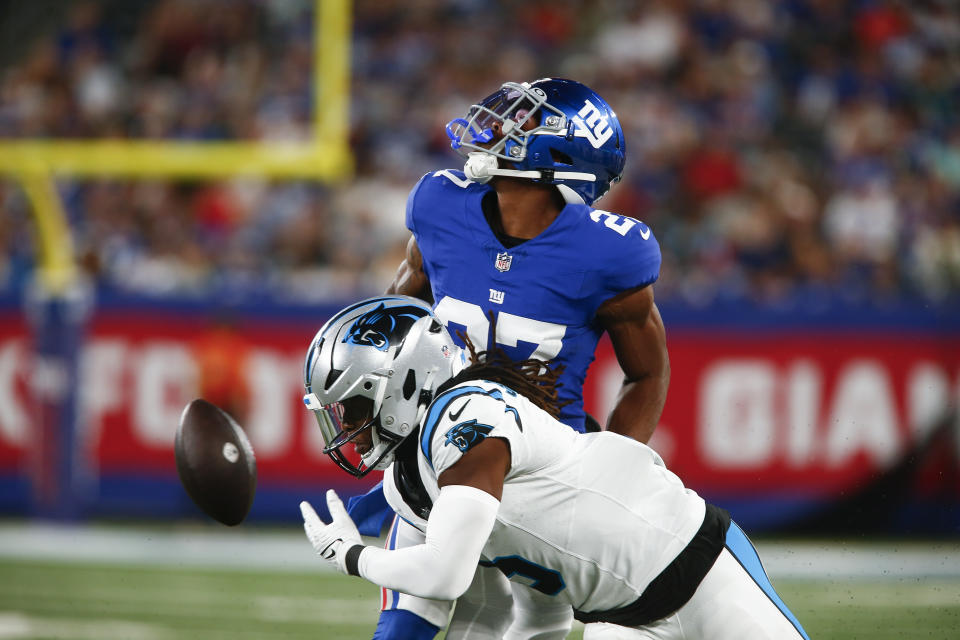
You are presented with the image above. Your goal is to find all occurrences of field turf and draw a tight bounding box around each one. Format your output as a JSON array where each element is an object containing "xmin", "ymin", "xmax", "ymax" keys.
[{"xmin": 1, "ymin": 558, "xmax": 959, "ymax": 639}]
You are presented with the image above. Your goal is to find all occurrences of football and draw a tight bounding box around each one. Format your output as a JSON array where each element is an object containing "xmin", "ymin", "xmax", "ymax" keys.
[{"xmin": 175, "ymin": 399, "xmax": 257, "ymax": 526}]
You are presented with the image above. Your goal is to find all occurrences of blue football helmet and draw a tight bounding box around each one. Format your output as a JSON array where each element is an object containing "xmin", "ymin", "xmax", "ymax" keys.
[{"xmin": 445, "ymin": 78, "xmax": 626, "ymax": 205}]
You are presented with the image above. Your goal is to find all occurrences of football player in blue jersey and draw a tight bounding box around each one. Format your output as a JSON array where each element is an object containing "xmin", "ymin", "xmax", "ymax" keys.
[
  {"xmin": 388, "ymin": 78, "xmax": 668, "ymax": 440},
  {"xmin": 356, "ymin": 78, "xmax": 670, "ymax": 639}
]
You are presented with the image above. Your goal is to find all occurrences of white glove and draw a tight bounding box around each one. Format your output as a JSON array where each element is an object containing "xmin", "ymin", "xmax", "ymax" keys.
[{"xmin": 300, "ymin": 489, "xmax": 364, "ymax": 575}]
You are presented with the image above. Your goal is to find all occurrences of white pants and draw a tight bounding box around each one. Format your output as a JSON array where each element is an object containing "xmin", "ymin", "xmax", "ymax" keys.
[
  {"xmin": 583, "ymin": 549, "xmax": 807, "ymax": 640},
  {"xmin": 384, "ymin": 516, "xmax": 807, "ymax": 640}
]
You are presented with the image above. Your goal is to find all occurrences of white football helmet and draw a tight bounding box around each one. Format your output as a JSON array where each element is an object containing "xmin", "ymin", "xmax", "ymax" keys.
[{"xmin": 302, "ymin": 296, "xmax": 463, "ymax": 477}]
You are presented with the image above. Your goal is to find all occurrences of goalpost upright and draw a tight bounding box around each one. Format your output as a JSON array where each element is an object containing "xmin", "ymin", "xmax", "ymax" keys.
[{"xmin": 0, "ymin": 0, "xmax": 353, "ymax": 518}]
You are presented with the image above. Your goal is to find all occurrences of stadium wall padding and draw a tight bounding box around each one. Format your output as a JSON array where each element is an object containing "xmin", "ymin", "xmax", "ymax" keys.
[{"xmin": 0, "ymin": 294, "xmax": 957, "ymax": 533}]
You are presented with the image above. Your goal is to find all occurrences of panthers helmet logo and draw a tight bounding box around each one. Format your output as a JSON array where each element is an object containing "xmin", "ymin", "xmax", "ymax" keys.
[
  {"xmin": 444, "ymin": 419, "xmax": 495, "ymax": 453},
  {"xmin": 342, "ymin": 303, "xmax": 429, "ymax": 352}
]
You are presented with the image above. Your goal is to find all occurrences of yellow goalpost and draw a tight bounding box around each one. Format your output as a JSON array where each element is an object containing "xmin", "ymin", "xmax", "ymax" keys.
[{"xmin": 0, "ymin": 0, "xmax": 353, "ymax": 295}]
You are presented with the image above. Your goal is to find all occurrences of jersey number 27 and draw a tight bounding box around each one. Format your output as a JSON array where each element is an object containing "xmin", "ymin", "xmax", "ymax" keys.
[{"xmin": 434, "ymin": 296, "xmax": 566, "ymax": 361}]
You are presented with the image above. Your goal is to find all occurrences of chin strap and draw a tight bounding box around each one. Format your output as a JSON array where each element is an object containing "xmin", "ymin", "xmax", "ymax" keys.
[
  {"xmin": 414, "ymin": 370, "xmax": 436, "ymax": 427},
  {"xmin": 463, "ymin": 152, "xmax": 596, "ymax": 185}
]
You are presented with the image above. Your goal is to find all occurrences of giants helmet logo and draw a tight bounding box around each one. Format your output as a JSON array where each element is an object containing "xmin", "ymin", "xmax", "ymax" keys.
[{"xmin": 572, "ymin": 100, "xmax": 613, "ymax": 149}]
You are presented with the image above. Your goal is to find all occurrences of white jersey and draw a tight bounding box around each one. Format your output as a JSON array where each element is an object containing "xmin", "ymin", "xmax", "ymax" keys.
[{"xmin": 383, "ymin": 379, "xmax": 707, "ymax": 614}]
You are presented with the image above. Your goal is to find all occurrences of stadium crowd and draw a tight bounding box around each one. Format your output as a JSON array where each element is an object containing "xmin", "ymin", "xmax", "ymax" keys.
[{"xmin": 0, "ymin": 0, "xmax": 958, "ymax": 306}]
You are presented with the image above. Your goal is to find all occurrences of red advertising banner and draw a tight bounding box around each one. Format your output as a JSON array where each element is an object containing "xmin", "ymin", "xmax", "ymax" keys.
[
  {"xmin": 0, "ymin": 313, "xmax": 28, "ymax": 471},
  {"xmin": 1, "ymin": 308, "xmax": 957, "ymax": 528},
  {"xmin": 586, "ymin": 330, "xmax": 959, "ymax": 498}
]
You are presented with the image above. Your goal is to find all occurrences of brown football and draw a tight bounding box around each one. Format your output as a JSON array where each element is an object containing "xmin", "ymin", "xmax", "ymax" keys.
[{"xmin": 175, "ymin": 399, "xmax": 257, "ymax": 526}]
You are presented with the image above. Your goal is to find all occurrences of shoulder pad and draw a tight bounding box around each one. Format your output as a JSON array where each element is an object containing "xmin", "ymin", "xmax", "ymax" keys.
[
  {"xmin": 425, "ymin": 168, "xmax": 487, "ymax": 191},
  {"xmin": 580, "ymin": 208, "xmax": 662, "ymax": 293},
  {"xmin": 419, "ymin": 382, "xmax": 516, "ymax": 469}
]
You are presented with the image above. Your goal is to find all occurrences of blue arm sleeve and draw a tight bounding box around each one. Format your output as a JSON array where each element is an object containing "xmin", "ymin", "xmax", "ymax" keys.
[{"xmin": 346, "ymin": 481, "xmax": 394, "ymax": 537}]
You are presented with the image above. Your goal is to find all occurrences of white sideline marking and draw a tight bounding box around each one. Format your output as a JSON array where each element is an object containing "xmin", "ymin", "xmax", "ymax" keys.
[
  {"xmin": 0, "ymin": 612, "xmax": 169, "ymax": 640},
  {"xmin": 0, "ymin": 522, "xmax": 329, "ymax": 573},
  {"xmin": 255, "ymin": 597, "xmax": 379, "ymax": 624},
  {"xmin": 758, "ymin": 543, "xmax": 960, "ymax": 580},
  {"xmin": 0, "ymin": 583, "xmax": 377, "ymax": 624},
  {"xmin": 800, "ymin": 582, "xmax": 960, "ymax": 608},
  {"xmin": 1, "ymin": 522, "xmax": 959, "ymax": 580}
]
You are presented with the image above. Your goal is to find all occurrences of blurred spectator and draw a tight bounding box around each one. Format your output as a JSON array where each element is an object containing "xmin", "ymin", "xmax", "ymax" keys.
[
  {"xmin": 192, "ymin": 318, "xmax": 251, "ymax": 423},
  {"xmin": 0, "ymin": 0, "xmax": 958, "ymax": 307}
]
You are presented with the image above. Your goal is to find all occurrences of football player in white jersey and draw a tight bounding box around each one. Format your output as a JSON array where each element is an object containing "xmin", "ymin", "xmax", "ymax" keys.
[{"xmin": 301, "ymin": 297, "xmax": 810, "ymax": 640}]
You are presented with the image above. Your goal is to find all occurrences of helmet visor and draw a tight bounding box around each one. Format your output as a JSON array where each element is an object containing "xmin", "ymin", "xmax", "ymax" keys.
[
  {"xmin": 471, "ymin": 85, "xmax": 537, "ymax": 132},
  {"xmin": 304, "ymin": 393, "xmax": 380, "ymax": 477},
  {"xmin": 447, "ymin": 84, "xmax": 539, "ymax": 148},
  {"xmin": 308, "ymin": 399, "xmax": 346, "ymax": 448}
]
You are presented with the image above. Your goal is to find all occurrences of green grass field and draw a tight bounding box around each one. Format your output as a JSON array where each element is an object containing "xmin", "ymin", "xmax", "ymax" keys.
[{"xmin": 1, "ymin": 558, "xmax": 959, "ymax": 639}]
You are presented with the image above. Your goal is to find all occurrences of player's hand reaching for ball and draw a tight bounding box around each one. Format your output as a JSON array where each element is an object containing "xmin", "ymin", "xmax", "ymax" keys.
[{"xmin": 300, "ymin": 490, "xmax": 364, "ymax": 575}]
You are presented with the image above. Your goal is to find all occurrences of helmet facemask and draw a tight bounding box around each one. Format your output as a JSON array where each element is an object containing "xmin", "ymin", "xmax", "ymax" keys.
[
  {"xmin": 446, "ymin": 82, "xmax": 567, "ymax": 166},
  {"xmin": 444, "ymin": 78, "xmax": 626, "ymax": 206},
  {"xmin": 304, "ymin": 390, "xmax": 402, "ymax": 478}
]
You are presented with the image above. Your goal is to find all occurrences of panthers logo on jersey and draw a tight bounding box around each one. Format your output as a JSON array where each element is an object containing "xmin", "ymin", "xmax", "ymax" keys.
[
  {"xmin": 342, "ymin": 303, "xmax": 429, "ymax": 352},
  {"xmin": 444, "ymin": 419, "xmax": 495, "ymax": 453}
]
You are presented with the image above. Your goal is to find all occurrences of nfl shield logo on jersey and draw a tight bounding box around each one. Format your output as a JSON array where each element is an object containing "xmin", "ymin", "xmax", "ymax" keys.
[{"xmin": 495, "ymin": 252, "xmax": 513, "ymax": 272}]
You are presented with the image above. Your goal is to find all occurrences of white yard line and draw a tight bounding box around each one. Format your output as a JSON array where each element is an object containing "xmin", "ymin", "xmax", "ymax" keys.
[
  {"xmin": 0, "ymin": 608, "xmax": 376, "ymax": 640},
  {"xmin": 253, "ymin": 596, "xmax": 380, "ymax": 624},
  {"xmin": 798, "ymin": 582, "xmax": 960, "ymax": 607},
  {"xmin": 1, "ymin": 522, "xmax": 959, "ymax": 580},
  {"xmin": 0, "ymin": 613, "xmax": 171, "ymax": 640},
  {"xmin": 0, "ymin": 582, "xmax": 378, "ymax": 626},
  {"xmin": 0, "ymin": 522, "xmax": 327, "ymax": 573},
  {"xmin": 758, "ymin": 542, "xmax": 960, "ymax": 580}
]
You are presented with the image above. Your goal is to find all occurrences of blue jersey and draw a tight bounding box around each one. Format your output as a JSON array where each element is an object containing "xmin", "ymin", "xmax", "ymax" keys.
[{"xmin": 406, "ymin": 169, "xmax": 661, "ymax": 431}]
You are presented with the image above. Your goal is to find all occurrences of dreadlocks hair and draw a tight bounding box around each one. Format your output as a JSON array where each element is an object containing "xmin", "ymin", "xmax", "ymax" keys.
[{"xmin": 437, "ymin": 321, "xmax": 571, "ymax": 420}]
